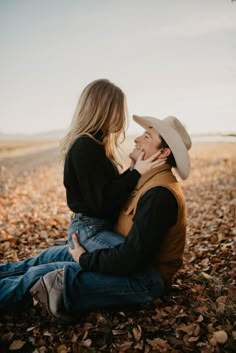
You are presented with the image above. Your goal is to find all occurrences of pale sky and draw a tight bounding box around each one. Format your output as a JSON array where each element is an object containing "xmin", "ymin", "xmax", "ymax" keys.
[{"xmin": 0, "ymin": 0, "xmax": 235, "ymax": 135}]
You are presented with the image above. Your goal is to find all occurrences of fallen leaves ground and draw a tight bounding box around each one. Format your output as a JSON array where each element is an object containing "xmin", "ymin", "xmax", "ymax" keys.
[{"xmin": 0, "ymin": 141, "xmax": 235, "ymax": 353}]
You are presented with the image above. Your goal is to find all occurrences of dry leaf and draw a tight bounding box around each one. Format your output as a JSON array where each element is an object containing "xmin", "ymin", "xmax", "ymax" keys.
[
  {"xmin": 79, "ymin": 339, "xmax": 92, "ymax": 348},
  {"xmin": 57, "ymin": 345, "xmax": 68, "ymax": 353},
  {"xmin": 196, "ymin": 314, "xmax": 204, "ymax": 322},
  {"xmin": 213, "ymin": 330, "xmax": 228, "ymax": 344},
  {"xmin": 176, "ymin": 323, "xmax": 196, "ymax": 336},
  {"xmin": 43, "ymin": 330, "xmax": 52, "ymax": 336},
  {"xmin": 132, "ymin": 325, "xmax": 142, "ymax": 341},
  {"xmin": 188, "ymin": 336, "xmax": 200, "ymax": 342},
  {"xmin": 26, "ymin": 326, "xmax": 36, "ymax": 332},
  {"xmin": 1, "ymin": 332, "xmax": 14, "ymax": 341},
  {"xmin": 232, "ymin": 331, "xmax": 236, "ymax": 340},
  {"xmin": 118, "ymin": 341, "xmax": 132, "ymax": 351},
  {"xmin": 201, "ymin": 272, "xmax": 213, "ymax": 280},
  {"xmin": 112, "ymin": 329, "xmax": 127, "ymax": 335},
  {"xmin": 71, "ymin": 333, "xmax": 80, "ymax": 343},
  {"xmin": 9, "ymin": 340, "xmax": 25, "ymax": 350},
  {"xmin": 134, "ymin": 340, "xmax": 144, "ymax": 350},
  {"xmin": 146, "ymin": 338, "xmax": 170, "ymax": 352}
]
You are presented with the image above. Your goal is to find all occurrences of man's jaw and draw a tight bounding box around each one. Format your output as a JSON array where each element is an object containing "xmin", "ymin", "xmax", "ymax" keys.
[{"xmin": 129, "ymin": 147, "xmax": 141, "ymax": 161}]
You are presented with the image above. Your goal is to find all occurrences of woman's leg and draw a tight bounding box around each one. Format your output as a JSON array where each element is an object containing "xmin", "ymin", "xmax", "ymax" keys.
[
  {"xmin": 78, "ymin": 230, "xmax": 124, "ymax": 252},
  {"xmin": 0, "ymin": 245, "xmax": 74, "ymax": 278},
  {"xmin": 0, "ymin": 228, "xmax": 123, "ymax": 279},
  {"xmin": 0, "ymin": 213, "xmax": 122, "ymax": 278},
  {"xmin": 0, "ymin": 213, "xmax": 109, "ymax": 278},
  {"xmin": 0, "ymin": 261, "xmax": 80, "ymax": 312},
  {"xmin": 67, "ymin": 214, "xmax": 124, "ymax": 252}
]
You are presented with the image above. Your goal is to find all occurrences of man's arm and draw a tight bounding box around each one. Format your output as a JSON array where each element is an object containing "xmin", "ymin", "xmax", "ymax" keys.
[{"xmin": 74, "ymin": 187, "xmax": 178, "ymax": 275}]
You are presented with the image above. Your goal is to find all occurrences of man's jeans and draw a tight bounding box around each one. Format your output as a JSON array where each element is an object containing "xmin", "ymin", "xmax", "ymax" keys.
[
  {"xmin": 0, "ymin": 214, "xmax": 164, "ymax": 312},
  {"xmin": 63, "ymin": 265, "xmax": 164, "ymax": 314}
]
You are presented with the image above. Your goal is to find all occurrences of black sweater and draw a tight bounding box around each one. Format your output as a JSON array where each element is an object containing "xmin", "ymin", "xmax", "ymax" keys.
[
  {"xmin": 79, "ymin": 186, "xmax": 178, "ymax": 275},
  {"xmin": 63, "ymin": 133, "xmax": 140, "ymax": 222}
]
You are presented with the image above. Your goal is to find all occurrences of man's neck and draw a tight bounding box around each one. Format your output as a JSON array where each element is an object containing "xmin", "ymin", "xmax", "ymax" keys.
[{"xmin": 136, "ymin": 163, "xmax": 172, "ymax": 190}]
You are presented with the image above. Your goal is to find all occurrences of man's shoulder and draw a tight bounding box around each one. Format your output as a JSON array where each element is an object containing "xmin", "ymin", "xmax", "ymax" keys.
[
  {"xmin": 135, "ymin": 186, "xmax": 178, "ymax": 224},
  {"xmin": 140, "ymin": 186, "xmax": 178, "ymax": 208},
  {"xmin": 144, "ymin": 185, "xmax": 176, "ymax": 198}
]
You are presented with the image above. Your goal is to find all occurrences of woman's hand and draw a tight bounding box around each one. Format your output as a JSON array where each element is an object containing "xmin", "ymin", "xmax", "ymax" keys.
[
  {"xmin": 129, "ymin": 159, "xmax": 135, "ymax": 171},
  {"xmin": 133, "ymin": 150, "xmax": 166, "ymax": 175},
  {"xmin": 68, "ymin": 233, "xmax": 86, "ymax": 263}
]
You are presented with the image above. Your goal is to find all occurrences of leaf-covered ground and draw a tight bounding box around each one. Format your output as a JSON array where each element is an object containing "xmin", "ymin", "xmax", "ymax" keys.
[{"xmin": 0, "ymin": 142, "xmax": 235, "ymax": 353}]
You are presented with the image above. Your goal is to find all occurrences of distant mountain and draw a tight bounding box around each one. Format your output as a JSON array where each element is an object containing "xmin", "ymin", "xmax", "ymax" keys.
[
  {"xmin": 191, "ymin": 132, "xmax": 236, "ymax": 137},
  {"xmin": 0, "ymin": 129, "xmax": 66, "ymax": 140},
  {"xmin": 0, "ymin": 130, "xmax": 235, "ymax": 141}
]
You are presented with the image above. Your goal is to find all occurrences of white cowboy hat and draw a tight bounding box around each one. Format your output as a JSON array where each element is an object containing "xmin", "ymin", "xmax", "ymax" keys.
[{"xmin": 133, "ymin": 115, "xmax": 192, "ymax": 180}]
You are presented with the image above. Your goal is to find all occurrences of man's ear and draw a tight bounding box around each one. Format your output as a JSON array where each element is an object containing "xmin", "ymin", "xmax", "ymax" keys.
[{"xmin": 160, "ymin": 148, "xmax": 171, "ymax": 158}]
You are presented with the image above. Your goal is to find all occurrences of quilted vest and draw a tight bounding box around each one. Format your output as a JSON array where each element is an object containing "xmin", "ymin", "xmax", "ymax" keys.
[{"xmin": 114, "ymin": 164, "xmax": 187, "ymax": 287}]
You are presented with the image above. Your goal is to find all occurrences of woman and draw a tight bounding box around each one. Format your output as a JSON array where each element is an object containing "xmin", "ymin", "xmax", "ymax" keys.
[
  {"xmin": 0, "ymin": 79, "xmax": 163, "ymax": 312},
  {"xmin": 62, "ymin": 78, "xmax": 163, "ymax": 250}
]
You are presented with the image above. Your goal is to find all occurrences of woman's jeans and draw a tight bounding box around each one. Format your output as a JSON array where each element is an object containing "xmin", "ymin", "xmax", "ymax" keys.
[
  {"xmin": 67, "ymin": 213, "xmax": 113, "ymax": 249},
  {"xmin": 0, "ymin": 214, "xmax": 164, "ymax": 312}
]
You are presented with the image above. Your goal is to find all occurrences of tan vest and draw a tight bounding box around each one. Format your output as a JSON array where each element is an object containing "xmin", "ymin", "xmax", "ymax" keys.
[{"xmin": 115, "ymin": 164, "xmax": 186, "ymax": 287}]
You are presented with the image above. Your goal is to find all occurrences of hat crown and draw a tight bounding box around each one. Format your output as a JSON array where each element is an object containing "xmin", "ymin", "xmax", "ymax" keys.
[{"xmin": 163, "ymin": 116, "xmax": 192, "ymax": 151}]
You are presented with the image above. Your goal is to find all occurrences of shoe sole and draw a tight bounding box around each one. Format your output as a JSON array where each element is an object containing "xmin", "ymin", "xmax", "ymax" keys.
[
  {"xmin": 30, "ymin": 277, "xmax": 76, "ymax": 323},
  {"xmin": 30, "ymin": 277, "xmax": 55, "ymax": 318}
]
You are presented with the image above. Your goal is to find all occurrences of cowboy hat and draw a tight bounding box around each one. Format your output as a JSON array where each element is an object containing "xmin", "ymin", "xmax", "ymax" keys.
[{"xmin": 133, "ymin": 115, "xmax": 192, "ymax": 180}]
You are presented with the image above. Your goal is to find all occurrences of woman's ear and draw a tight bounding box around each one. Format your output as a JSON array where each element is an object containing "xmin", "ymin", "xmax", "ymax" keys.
[{"xmin": 160, "ymin": 148, "xmax": 171, "ymax": 158}]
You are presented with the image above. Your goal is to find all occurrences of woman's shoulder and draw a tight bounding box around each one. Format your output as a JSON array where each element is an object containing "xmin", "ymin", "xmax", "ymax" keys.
[{"xmin": 70, "ymin": 134, "xmax": 103, "ymax": 155}]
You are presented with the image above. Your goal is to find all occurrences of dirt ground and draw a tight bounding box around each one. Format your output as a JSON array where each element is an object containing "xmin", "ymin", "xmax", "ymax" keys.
[{"xmin": 0, "ymin": 141, "xmax": 235, "ymax": 353}]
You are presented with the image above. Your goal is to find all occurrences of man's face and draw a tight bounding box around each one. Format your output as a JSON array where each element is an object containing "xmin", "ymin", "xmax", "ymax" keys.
[{"xmin": 129, "ymin": 127, "xmax": 162, "ymax": 161}]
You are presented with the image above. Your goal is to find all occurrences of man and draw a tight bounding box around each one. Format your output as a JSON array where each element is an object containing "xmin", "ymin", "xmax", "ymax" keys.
[{"xmin": 30, "ymin": 115, "xmax": 192, "ymax": 321}]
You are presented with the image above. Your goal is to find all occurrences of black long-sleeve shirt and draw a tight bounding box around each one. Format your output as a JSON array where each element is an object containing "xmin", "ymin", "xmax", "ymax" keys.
[
  {"xmin": 79, "ymin": 186, "xmax": 178, "ymax": 275},
  {"xmin": 63, "ymin": 133, "xmax": 140, "ymax": 221}
]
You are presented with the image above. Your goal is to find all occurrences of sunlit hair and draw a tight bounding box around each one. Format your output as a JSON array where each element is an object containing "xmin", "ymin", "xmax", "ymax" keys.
[{"xmin": 60, "ymin": 79, "xmax": 127, "ymax": 166}]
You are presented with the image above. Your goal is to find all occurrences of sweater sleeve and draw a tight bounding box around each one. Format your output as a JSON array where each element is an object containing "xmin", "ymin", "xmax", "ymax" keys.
[
  {"xmin": 67, "ymin": 137, "xmax": 140, "ymax": 217},
  {"xmin": 79, "ymin": 187, "xmax": 178, "ymax": 275}
]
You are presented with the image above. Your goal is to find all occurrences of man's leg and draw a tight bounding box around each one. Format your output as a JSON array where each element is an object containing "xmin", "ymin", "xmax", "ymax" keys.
[
  {"xmin": 63, "ymin": 265, "xmax": 165, "ymax": 314},
  {"xmin": 30, "ymin": 230, "xmax": 125, "ymax": 320},
  {"xmin": 0, "ymin": 245, "xmax": 73, "ymax": 278}
]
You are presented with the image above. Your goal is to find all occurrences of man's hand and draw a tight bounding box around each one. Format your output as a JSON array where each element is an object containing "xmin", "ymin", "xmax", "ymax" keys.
[{"xmin": 68, "ymin": 233, "xmax": 86, "ymax": 263}]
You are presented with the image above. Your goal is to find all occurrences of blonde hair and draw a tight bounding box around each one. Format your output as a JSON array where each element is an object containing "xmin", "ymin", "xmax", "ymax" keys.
[{"xmin": 60, "ymin": 79, "xmax": 127, "ymax": 166}]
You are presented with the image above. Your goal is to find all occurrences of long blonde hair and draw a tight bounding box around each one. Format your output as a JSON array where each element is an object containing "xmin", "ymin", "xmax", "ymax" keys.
[{"xmin": 60, "ymin": 79, "xmax": 127, "ymax": 166}]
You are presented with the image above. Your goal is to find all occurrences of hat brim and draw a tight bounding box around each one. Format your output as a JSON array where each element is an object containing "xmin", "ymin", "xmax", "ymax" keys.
[{"xmin": 133, "ymin": 115, "xmax": 190, "ymax": 180}]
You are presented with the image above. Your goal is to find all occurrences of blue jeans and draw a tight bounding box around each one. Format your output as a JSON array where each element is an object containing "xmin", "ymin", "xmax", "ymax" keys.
[
  {"xmin": 63, "ymin": 265, "xmax": 164, "ymax": 314},
  {"xmin": 67, "ymin": 213, "xmax": 113, "ymax": 249},
  {"xmin": 0, "ymin": 214, "xmax": 123, "ymax": 311},
  {"xmin": 0, "ymin": 214, "xmax": 164, "ymax": 312}
]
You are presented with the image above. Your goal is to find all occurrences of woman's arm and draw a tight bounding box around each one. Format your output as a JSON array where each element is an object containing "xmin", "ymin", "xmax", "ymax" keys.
[{"xmin": 64, "ymin": 136, "xmax": 140, "ymax": 218}]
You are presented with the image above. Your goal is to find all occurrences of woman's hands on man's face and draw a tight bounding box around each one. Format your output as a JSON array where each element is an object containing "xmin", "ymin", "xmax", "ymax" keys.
[
  {"xmin": 130, "ymin": 149, "xmax": 166, "ymax": 175},
  {"xmin": 68, "ymin": 233, "xmax": 86, "ymax": 263}
]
